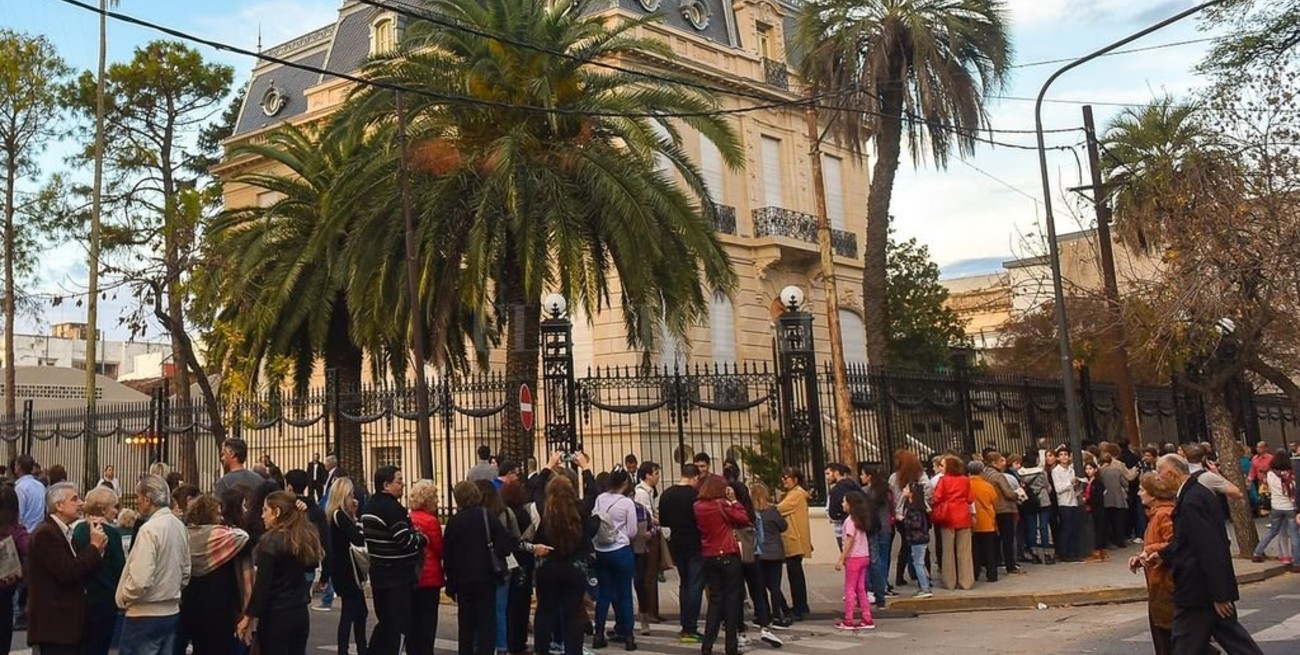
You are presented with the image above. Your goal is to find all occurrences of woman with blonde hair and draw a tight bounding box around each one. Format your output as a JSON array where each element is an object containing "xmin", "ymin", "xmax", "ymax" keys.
[
  {"xmin": 409, "ymin": 480, "xmax": 446, "ymax": 655},
  {"xmin": 751, "ymin": 482, "xmax": 790, "ymax": 626},
  {"xmin": 71, "ymin": 486, "xmax": 126, "ymax": 655},
  {"xmin": 238, "ymin": 491, "xmax": 324, "ymax": 654},
  {"xmin": 1129, "ymin": 472, "xmax": 1178, "ymax": 655},
  {"xmin": 322, "ymin": 476, "xmax": 368, "ymax": 655}
]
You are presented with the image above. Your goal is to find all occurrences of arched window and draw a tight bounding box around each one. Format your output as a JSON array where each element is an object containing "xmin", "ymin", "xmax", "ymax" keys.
[
  {"xmin": 839, "ymin": 309, "xmax": 868, "ymax": 366},
  {"xmin": 710, "ymin": 291, "xmax": 737, "ymax": 366},
  {"xmin": 371, "ymin": 17, "xmax": 397, "ymax": 54}
]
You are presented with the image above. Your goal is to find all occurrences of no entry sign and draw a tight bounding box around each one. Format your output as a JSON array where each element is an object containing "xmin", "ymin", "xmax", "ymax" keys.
[{"xmin": 519, "ymin": 383, "xmax": 534, "ymax": 432}]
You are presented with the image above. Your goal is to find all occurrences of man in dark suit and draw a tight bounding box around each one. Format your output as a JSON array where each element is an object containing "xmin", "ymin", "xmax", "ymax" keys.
[
  {"xmin": 1147, "ymin": 454, "xmax": 1263, "ymax": 655},
  {"xmin": 307, "ymin": 453, "xmax": 329, "ymax": 504},
  {"xmin": 27, "ymin": 482, "xmax": 107, "ymax": 655}
]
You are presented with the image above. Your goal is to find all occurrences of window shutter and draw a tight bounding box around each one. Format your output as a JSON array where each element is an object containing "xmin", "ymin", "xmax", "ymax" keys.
[
  {"xmin": 761, "ymin": 136, "xmax": 784, "ymax": 207},
  {"xmin": 710, "ymin": 291, "xmax": 737, "ymax": 366},
  {"xmin": 700, "ymin": 137, "xmax": 724, "ymax": 203},
  {"xmin": 823, "ymin": 155, "xmax": 845, "ymax": 231},
  {"xmin": 839, "ymin": 309, "xmax": 867, "ymax": 366}
]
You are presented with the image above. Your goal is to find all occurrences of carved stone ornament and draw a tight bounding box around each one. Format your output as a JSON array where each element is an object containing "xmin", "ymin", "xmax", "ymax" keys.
[
  {"xmin": 679, "ymin": 0, "xmax": 711, "ymax": 30},
  {"xmin": 638, "ymin": 0, "xmax": 662, "ymax": 10},
  {"xmin": 260, "ymin": 83, "xmax": 287, "ymax": 117}
]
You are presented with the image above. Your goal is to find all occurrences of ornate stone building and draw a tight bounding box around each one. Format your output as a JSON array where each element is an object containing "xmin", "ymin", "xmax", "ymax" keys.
[{"xmin": 216, "ymin": 0, "xmax": 871, "ymax": 377}]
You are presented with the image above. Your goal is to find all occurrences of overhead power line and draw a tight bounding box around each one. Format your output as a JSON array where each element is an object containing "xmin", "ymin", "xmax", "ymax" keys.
[
  {"xmin": 53, "ymin": 0, "xmax": 1083, "ymax": 151},
  {"xmin": 1011, "ymin": 37, "xmax": 1216, "ymax": 69}
]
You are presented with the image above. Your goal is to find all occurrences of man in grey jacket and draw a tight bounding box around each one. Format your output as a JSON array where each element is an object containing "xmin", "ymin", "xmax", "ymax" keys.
[
  {"xmin": 116, "ymin": 474, "xmax": 191, "ymax": 655},
  {"xmin": 982, "ymin": 453, "xmax": 1025, "ymax": 575}
]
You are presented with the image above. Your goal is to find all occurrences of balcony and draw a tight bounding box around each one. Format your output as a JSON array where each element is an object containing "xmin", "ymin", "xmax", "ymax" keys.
[
  {"xmin": 762, "ymin": 58, "xmax": 788, "ymax": 90},
  {"xmin": 752, "ymin": 206, "xmax": 859, "ymax": 259},
  {"xmin": 711, "ymin": 203, "xmax": 737, "ymax": 235}
]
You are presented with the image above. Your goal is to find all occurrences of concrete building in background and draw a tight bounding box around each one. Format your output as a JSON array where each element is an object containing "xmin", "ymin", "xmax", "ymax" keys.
[
  {"xmin": 942, "ymin": 229, "xmax": 1161, "ymax": 362},
  {"xmin": 0, "ymin": 322, "xmax": 171, "ymax": 381}
]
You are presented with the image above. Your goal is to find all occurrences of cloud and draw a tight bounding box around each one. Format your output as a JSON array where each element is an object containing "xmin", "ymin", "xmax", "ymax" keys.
[{"xmin": 1007, "ymin": 0, "xmax": 1198, "ymax": 26}]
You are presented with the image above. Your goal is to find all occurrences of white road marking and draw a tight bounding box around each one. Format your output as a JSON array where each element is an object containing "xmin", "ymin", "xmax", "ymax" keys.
[
  {"xmin": 1123, "ymin": 609, "xmax": 1260, "ymax": 642},
  {"xmin": 1252, "ymin": 613, "xmax": 1300, "ymax": 642}
]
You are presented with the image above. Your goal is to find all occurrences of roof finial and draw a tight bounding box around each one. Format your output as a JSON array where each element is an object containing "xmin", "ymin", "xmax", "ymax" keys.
[{"xmin": 257, "ymin": 24, "xmax": 263, "ymax": 53}]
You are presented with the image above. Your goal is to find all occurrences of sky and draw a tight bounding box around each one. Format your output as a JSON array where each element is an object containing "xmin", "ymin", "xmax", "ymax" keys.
[{"xmin": 0, "ymin": 0, "xmax": 1228, "ymax": 338}]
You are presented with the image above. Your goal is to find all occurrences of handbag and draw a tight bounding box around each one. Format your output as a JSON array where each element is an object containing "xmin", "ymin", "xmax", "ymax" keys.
[
  {"xmin": 656, "ymin": 532, "xmax": 675, "ymax": 572},
  {"xmin": 718, "ymin": 500, "xmax": 756, "ymax": 564},
  {"xmin": 483, "ymin": 509, "xmax": 510, "ymax": 580},
  {"xmin": 349, "ymin": 543, "xmax": 371, "ymax": 584}
]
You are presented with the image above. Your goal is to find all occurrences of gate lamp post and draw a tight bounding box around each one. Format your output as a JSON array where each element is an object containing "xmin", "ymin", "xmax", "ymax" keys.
[{"xmin": 1034, "ymin": 0, "xmax": 1227, "ymax": 475}]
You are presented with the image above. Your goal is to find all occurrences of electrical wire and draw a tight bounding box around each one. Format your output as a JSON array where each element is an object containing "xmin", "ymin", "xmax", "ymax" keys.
[
  {"xmin": 1010, "ymin": 37, "xmax": 1216, "ymax": 69},
  {"xmin": 53, "ymin": 0, "xmax": 1084, "ymax": 151}
]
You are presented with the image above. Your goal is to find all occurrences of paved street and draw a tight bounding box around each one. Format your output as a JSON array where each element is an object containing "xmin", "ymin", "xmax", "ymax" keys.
[{"xmin": 7, "ymin": 573, "xmax": 1296, "ymax": 654}]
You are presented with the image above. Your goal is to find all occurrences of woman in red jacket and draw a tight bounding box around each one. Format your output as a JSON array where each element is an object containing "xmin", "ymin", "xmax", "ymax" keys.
[
  {"xmin": 410, "ymin": 480, "xmax": 446, "ymax": 655},
  {"xmin": 694, "ymin": 475, "xmax": 750, "ymax": 655},
  {"xmin": 930, "ymin": 456, "xmax": 974, "ymax": 590}
]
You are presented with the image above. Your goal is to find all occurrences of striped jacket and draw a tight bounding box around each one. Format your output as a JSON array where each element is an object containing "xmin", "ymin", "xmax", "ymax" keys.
[{"xmin": 360, "ymin": 492, "xmax": 427, "ymax": 589}]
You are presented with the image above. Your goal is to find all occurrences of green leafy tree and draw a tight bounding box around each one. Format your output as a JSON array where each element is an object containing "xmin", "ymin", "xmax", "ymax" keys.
[
  {"xmin": 340, "ymin": 0, "xmax": 741, "ymax": 461},
  {"xmin": 884, "ymin": 236, "xmax": 968, "ymax": 370},
  {"xmin": 1202, "ymin": 1, "xmax": 1300, "ymax": 75},
  {"xmin": 69, "ymin": 40, "xmax": 233, "ymax": 483},
  {"xmin": 793, "ymin": 0, "xmax": 1012, "ymax": 368},
  {"xmin": 0, "ymin": 30, "xmax": 71, "ymax": 458}
]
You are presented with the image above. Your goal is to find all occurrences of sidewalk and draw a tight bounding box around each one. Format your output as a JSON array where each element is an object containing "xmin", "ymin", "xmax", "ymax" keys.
[{"xmin": 652, "ymin": 520, "xmax": 1294, "ymax": 617}]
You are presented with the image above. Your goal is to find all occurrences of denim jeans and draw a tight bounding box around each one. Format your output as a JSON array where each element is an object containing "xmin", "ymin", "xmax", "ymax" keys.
[
  {"xmin": 119, "ymin": 613, "xmax": 179, "ymax": 655},
  {"xmin": 1027, "ymin": 511, "xmax": 1052, "ymax": 549},
  {"xmin": 1254, "ymin": 508, "xmax": 1299, "ymax": 560},
  {"xmin": 494, "ymin": 580, "xmax": 509, "ymax": 651},
  {"xmin": 594, "ymin": 546, "xmax": 635, "ymax": 637},
  {"xmin": 909, "ymin": 544, "xmax": 932, "ymax": 592},
  {"xmin": 673, "ymin": 549, "xmax": 704, "ymax": 633},
  {"xmin": 868, "ymin": 529, "xmax": 892, "ymax": 606}
]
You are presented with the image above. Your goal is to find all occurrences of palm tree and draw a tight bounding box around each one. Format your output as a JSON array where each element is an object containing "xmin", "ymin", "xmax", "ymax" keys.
[
  {"xmin": 794, "ymin": 0, "xmax": 1012, "ymax": 367},
  {"xmin": 340, "ymin": 0, "xmax": 742, "ymax": 461},
  {"xmin": 1101, "ymin": 97, "xmax": 1212, "ymax": 250},
  {"xmin": 201, "ymin": 125, "xmax": 397, "ymax": 476}
]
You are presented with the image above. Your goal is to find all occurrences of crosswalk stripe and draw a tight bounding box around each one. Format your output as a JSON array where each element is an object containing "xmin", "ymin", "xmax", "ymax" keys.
[
  {"xmin": 1122, "ymin": 610, "xmax": 1261, "ymax": 642},
  {"xmin": 1251, "ymin": 613, "xmax": 1300, "ymax": 642},
  {"xmin": 1273, "ymin": 594, "xmax": 1300, "ymax": 600}
]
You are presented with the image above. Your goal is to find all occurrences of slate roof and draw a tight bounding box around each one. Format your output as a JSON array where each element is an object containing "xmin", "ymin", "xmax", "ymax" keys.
[{"xmin": 231, "ymin": 0, "xmax": 749, "ymax": 138}]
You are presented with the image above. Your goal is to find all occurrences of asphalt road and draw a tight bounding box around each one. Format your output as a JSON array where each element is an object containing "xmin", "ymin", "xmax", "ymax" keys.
[{"xmin": 9, "ymin": 574, "xmax": 1298, "ymax": 653}]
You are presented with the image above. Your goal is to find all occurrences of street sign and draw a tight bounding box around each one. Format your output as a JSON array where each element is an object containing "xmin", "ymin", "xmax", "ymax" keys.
[{"xmin": 519, "ymin": 383, "xmax": 534, "ymax": 432}]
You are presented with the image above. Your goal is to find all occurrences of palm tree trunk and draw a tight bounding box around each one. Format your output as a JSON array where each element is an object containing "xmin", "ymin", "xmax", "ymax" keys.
[
  {"xmin": 501, "ymin": 271, "xmax": 540, "ymax": 465},
  {"xmin": 863, "ymin": 85, "xmax": 904, "ymax": 367},
  {"xmin": 325, "ymin": 302, "xmax": 364, "ymax": 481},
  {"xmin": 1206, "ymin": 392, "xmax": 1259, "ymax": 557},
  {"xmin": 805, "ymin": 101, "xmax": 855, "ymax": 469}
]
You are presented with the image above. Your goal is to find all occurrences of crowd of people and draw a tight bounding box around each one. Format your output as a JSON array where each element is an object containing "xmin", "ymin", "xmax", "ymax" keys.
[{"xmin": 0, "ymin": 434, "xmax": 1293, "ymax": 655}]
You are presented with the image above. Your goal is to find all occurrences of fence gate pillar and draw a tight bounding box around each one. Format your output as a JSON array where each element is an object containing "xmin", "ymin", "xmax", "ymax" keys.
[
  {"xmin": 540, "ymin": 299, "xmax": 578, "ymax": 458},
  {"xmin": 775, "ymin": 291, "xmax": 826, "ymax": 500},
  {"xmin": 951, "ymin": 348, "xmax": 977, "ymax": 457}
]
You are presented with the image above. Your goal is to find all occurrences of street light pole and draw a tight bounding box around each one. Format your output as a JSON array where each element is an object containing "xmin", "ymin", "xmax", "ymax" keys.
[{"xmin": 1034, "ymin": 0, "xmax": 1226, "ymax": 474}]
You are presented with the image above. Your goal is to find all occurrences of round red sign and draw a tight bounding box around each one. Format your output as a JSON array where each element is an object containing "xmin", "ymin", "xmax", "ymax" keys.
[{"xmin": 519, "ymin": 384, "xmax": 534, "ymax": 432}]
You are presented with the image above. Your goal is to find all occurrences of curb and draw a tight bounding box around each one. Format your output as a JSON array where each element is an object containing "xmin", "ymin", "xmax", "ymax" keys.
[{"xmin": 883, "ymin": 563, "xmax": 1293, "ymax": 615}]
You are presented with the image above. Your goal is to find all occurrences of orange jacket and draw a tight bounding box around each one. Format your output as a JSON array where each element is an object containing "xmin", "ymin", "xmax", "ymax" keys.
[{"xmin": 969, "ymin": 477, "xmax": 998, "ymax": 533}]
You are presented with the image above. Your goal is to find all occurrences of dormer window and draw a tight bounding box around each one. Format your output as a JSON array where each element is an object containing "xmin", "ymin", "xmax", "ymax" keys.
[
  {"xmin": 371, "ymin": 16, "xmax": 397, "ymax": 55},
  {"xmin": 757, "ymin": 23, "xmax": 773, "ymax": 60}
]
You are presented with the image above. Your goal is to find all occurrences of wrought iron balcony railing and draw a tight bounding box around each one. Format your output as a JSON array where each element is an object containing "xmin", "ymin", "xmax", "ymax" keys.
[
  {"xmin": 710, "ymin": 203, "xmax": 737, "ymax": 235},
  {"xmin": 752, "ymin": 206, "xmax": 859, "ymax": 259},
  {"xmin": 762, "ymin": 58, "xmax": 789, "ymax": 90}
]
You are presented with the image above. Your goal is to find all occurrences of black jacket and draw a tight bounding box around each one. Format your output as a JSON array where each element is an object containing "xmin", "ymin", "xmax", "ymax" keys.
[
  {"xmin": 827, "ymin": 478, "xmax": 862, "ymax": 522},
  {"xmin": 1160, "ymin": 474, "xmax": 1238, "ymax": 608},
  {"xmin": 360, "ymin": 491, "xmax": 427, "ymax": 589},
  {"xmin": 246, "ymin": 532, "xmax": 314, "ymax": 618},
  {"xmin": 442, "ymin": 506, "xmax": 514, "ymax": 597},
  {"xmin": 658, "ymin": 483, "xmax": 700, "ymax": 557},
  {"xmin": 323, "ymin": 508, "xmax": 367, "ymax": 596}
]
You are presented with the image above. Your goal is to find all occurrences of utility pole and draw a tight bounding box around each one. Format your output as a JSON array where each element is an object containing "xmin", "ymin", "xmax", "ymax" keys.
[
  {"xmin": 396, "ymin": 92, "xmax": 434, "ymax": 480},
  {"xmin": 804, "ymin": 91, "xmax": 856, "ymax": 469},
  {"xmin": 1082, "ymin": 105, "xmax": 1142, "ymax": 448},
  {"xmin": 84, "ymin": 0, "xmax": 111, "ymax": 492}
]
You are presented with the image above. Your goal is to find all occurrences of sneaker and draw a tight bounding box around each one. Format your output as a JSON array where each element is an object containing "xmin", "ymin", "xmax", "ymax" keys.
[
  {"xmin": 1281, "ymin": 556, "xmax": 1294, "ymax": 564},
  {"xmin": 678, "ymin": 632, "xmax": 702, "ymax": 644},
  {"xmin": 858, "ymin": 620, "xmax": 876, "ymax": 630},
  {"xmin": 311, "ymin": 604, "xmax": 332, "ymax": 612},
  {"xmin": 1251, "ymin": 554, "xmax": 1266, "ymax": 563},
  {"xmin": 914, "ymin": 589, "xmax": 934, "ymax": 599},
  {"xmin": 738, "ymin": 635, "xmax": 752, "ymax": 648},
  {"xmin": 759, "ymin": 629, "xmax": 783, "ymax": 648},
  {"xmin": 884, "ymin": 587, "xmax": 899, "ymax": 598},
  {"xmin": 867, "ymin": 592, "xmax": 876, "ymax": 604},
  {"xmin": 550, "ymin": 643, "xmax": 565, "ymax": 655},
  {"xmin": 834, "ymin": 620, "xmax": 857, "ymax": 631}
]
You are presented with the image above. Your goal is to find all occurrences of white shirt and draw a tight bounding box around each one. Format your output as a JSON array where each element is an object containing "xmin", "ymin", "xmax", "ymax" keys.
[
  {"xmin": 1266, "ymin": 471, "xmax": 1295, "ymax": 511},
  {"xmin": 1052, "ymin": 464, "xmax": 1079, "ymax": 506},
  {"xmin": 592, "ymin": 492, "xmax": 637, "ymax": 553},
  {"xmin": 633, "ymin": 482, "xmax": 658, "ymax": 520}
]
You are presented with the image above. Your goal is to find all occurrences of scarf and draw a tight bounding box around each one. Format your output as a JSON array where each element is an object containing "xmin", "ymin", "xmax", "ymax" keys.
[{"xmin": 188, "ymin": 524, "xmax": 250, "ymax": 577}]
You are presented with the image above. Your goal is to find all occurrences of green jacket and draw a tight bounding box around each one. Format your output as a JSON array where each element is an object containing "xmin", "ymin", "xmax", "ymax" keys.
[{"xmin": 71, "ymin": 521, "xmax": 126, "ymax": 609}]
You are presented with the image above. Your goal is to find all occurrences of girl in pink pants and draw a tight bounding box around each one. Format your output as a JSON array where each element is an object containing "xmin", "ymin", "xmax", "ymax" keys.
[{"xmin": 834, "ymin": 492, "xmax": 875, "ymax": 630}]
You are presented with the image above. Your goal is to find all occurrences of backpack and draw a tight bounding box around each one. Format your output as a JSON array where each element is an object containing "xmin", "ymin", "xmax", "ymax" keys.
[
  {"xmin": 591, "ymin": 496, "xmax": 621, "ymax": 546},
  {"xmin": 900, "ymin": 484, "xmax": 930, "ymax": 545},
  {"xmin": 1021, "ymin": 472, "xmax": 1043, "ymax": 512}
]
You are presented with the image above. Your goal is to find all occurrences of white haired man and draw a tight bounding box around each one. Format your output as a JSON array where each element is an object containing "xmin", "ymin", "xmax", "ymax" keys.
[
  {"xmin": 27, "ymin": 482, "xmax": 107, "ymax": 654},
  {"xmin": 115, "ymin": 474, "xmax": 191, "ymax": 655}
]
